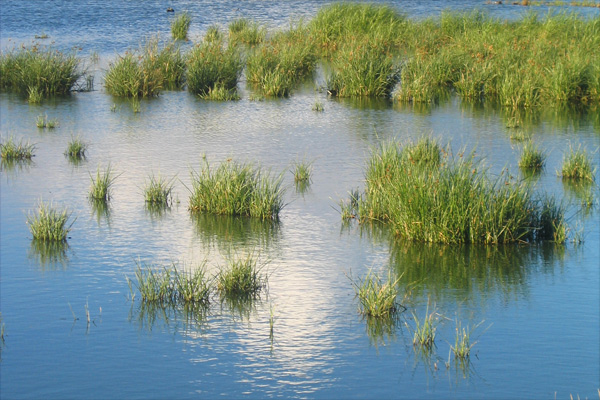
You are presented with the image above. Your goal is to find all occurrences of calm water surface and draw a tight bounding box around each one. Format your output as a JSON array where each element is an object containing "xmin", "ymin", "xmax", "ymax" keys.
[{"xmin": 1, "ymin": 1, "xmax": 599, "ymax": 399}]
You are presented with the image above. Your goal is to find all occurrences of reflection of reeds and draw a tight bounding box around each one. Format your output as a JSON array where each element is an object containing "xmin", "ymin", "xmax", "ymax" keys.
[{"xmin": 28, "ymin": 239, "xmax": 70, "ymax": 268}]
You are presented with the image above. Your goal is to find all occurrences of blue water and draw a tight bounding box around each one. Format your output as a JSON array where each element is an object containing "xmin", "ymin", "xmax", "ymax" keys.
[{"xmin": 1, "ymin": 1, "xmax": 599, "ymax": 399}]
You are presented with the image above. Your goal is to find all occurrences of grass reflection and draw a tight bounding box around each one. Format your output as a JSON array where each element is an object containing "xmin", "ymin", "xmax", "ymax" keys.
[{"xmin": 28, "ymin": 239, "xmax": 70, "ymax": 269}]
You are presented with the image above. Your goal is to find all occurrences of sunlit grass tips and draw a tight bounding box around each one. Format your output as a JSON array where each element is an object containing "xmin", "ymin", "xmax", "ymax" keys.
[
  {"xmin": 217, "ymin": 254, "xmax": 266, "ymax": 300},
  {"xmin": 189, "ymin": 158, "xmax": 284, "ymax": 220},
  {"xmin": 349, "ymin": 269, "xmax": 404, "ymax": 318},
  {"xmin": 560, "ymin": 145, "xmax": 596, "ymax": 182},
  {"xmin": 64, "ymin": 136, "xmax": 88, "ymax": 160},
  {"xmin": 171, "ymin": 12, "xmax": 191, "ymax": 41},
  {"xmin": 144, "ymin": 174, "xmax": 175, "ymax": 207},
  {"xmin": 89, "ymin": 164, "xmax": 118, "ymax": 201},
  {"xmin": 1, "ymin": 136, "xmax": 35, "ymax": 160},
  {"xmin": 27, "ymin": 200, "xmax": 74, "ymax": 241}
]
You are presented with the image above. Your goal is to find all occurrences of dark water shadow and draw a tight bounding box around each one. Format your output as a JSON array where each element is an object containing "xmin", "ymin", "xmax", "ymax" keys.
[
  {"xmin": 28, "ymin": 240, "xmax": 70, "ymax": 270},
  {"xmin": 192, "ymin": 213, "xmax": 281, "ymax": 252}
]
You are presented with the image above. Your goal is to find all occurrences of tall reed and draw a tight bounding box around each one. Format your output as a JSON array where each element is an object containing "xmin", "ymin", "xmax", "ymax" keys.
[{"xmin": 189, "ymin": 158, "xmax": 284, "ymax": 220}]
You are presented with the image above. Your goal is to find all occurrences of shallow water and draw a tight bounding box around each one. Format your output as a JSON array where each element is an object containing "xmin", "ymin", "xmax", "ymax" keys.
[{"xmin": 1, "ymin": 1, "xmax": 600, "ymax": 399}]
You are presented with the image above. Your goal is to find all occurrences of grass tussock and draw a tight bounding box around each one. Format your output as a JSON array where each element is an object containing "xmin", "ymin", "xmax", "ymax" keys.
[
  {"xmin": 189, "ymin": 158, "xmax": 284, "ymax": 220},
  {"xmin": 349, "ymin": 269, "xmax": 404, "ymax": 318},
  {"xmin": 216, "ymin": 254, "xmax": 266, "ymax": 299},
  {"xmin": 104, "ymin": 38, "xmax": 185, "ymax": 97},
  {"xmin": 1, "ymin": 136, "xmax": 35, "ymax": 160},
  {"xmin": 246, "ymin": 23, "xmax": 317, "ymax": 97},
  {"xmin": 451, "ymin": 320, "xmax": 486, "ymax": 360},
  {"xmin": 89, "ymin": 164, "xmax": 118, "ymax": 201},
  {"xmin": 27, "ymin": 201, "xmax": 74, "ymax": 242},
  {"xmin": 144, "ymin": 174, "xmax": 175, "ymax": 206},
  {"xmin": 204, "ymin": 25, "xmax": 224, "ymax": 43},
  {"xmin": 518, "ymin": 141, "xmax": 546, "ymax": 171},
  {"xmin": 171, "ymin": 12, "xmax": 191, "ymax": 41},
  {"xmin": 0, "ymin": 45, "xmax": 83, "ymax": 100},
  {"xmin": 344, "ymin": 138, "xmax": 566, "ymax": 244},
  {"xmin": 228, "ymin": 18, "xmax": 265, "ymax": 46},
  {"xmin": 186, "ymin": 42, "xmax": 243, "ymax": 98},
  {"xmin": 560, "ymin": 145, "xmax": 596, "ymax": 182},
  {"xmin": 407, "ymin": 302, "xmax": 440, "ymax": 349},
  {"xmin": 64, "ymin": 136, "xmax": 88, "ymax": 160},
  {"xmin": 291, "ymin": 158, "xmax": 313, "ymax": 183},
  {"xmin": 36, "ymin": 114, "xmax": 58, "ymax": 129}
]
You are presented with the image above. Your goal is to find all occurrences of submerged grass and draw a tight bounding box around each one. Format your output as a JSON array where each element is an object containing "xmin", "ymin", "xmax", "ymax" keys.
[
  {"xmin": 1, "ymin": 136, "xmax": 35, "ymax": 160},
  {"xmin": 189, "ymin": 158, "xmax": 284, "ymax": 220},
  {"xmin": 171, "ymin": 12, "xmax": 191, "ymax": 41},
  {"xmin": 347, "ymin": 138, "xmax": 566, "ymax": 244},
  {"xmin": 560, "ymin": 145, "xmax": 596, "ymax": 182},
  {"xmin": 27, "ymin": 200, "xmax": 74, "ymax": 242},
  {"xmin": 0, "ymin": 45, "xmax": 84, "ymax": 100}
]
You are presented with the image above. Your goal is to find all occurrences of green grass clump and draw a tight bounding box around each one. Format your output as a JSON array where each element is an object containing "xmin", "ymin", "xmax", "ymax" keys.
[
  {"xmin": 560, "ymin": 145, "xmax": 596, "ymax": 182},
  {"xmin": 128, "ymin": 263, "xmax": 212, "ymax": 307},
  {"xmin": 349, "ymin": 269, "xmax": 403, "ymax": 318},
  {"xmin": 217, "ymin": 254, "xmax": 265, "ymax": 299},
  {"xmin": 27, "ymin": 201, "xmax": 74, "ymax": 241},
  {"xmin": 451, "ymin": 320, "xmax": 487, "ymax": 360},
  {"xmin": 104, "ymin": 39, "xmax": 185, "ymax": 97},
  {"xmin": 64, "ymin": 136, "xmax": 88, "ymax": 160},
  {"xmin": 189, "ymin": 158, "xmax": 284, "ymax": 220},
  {"xmin": 89, "ymin": 164, "xmax": 118, "ymax": 201},
  {"xmin": 348, "ymin": 139, "xmax": 565, "ymax": 243},
  {"xmin": 1, "ymin": 136, "xmax": 35, "ymax": 160},
  {"xmin": 171, "ymin": 12, "xmax": 191, "ymax": 41},
  {"xmin": 518, "ymin": 141, "xmax": 546, "ymax": 171},
  {"xmin": 144, "ymin": 174, "xmax": 175, "ymax": 206},
  {"xmin": 246, "ymin": 24, "xmax": 317, "ymax": 97},
  {"xmin": 36, "ymin": 114, "xmax": 58, "ymax": 129},
  {"xmin": 408, "ymin": 302, "xmax": 440, "ymax": 349},
  {"xmin": 228, "ymin": 18, "xmax": 265, "ymax": 46},
  {"xmin": 291, "ymin": 159, "xmax": 313, "ymax": 183},
  {"xmin": 199, "ymin": 82, "xmax": 240, "ymax": 101},
  {"xmin": 0, "ymin": 46, "xmax": 83, "ymax": 100},
  {"xmin": 186, "ymin": 42, "xmax": 243, "ymax": 98},
  {"xmin": 204, "ymin": 25, "xmax": 223, "ymax": 43},
  {"xmin": 326, "ymin": 36, "xmax": 399, "ymax": 98}
]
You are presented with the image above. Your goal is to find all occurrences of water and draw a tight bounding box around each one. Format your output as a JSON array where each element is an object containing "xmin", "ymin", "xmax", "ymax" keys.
[{"xmin": 1, "ymin": 1, "xmax": 599, "ymax": 399}]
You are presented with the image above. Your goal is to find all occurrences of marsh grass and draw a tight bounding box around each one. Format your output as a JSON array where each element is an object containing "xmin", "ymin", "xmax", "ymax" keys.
[
  {"xmin": 199, "ymin": 82, "xmax": 240, "ymax": 101},
  {"xmin": 228, "ymin": 18, "xmax": 265, "ymax": 46},
  {"xmin": 189, "ymin": 158, "xmax": 284, "ymax": 220},
  {"xmin": 204, "ymin": 25, "xmax": 223, "ymax": 43},
  {"xmin": 518, "ymin": 141, "xmax": 546, "ymax": 171},
  {"xmin": 186, "ymin": 42, "xmax": 243, "ymax": 98},
  {"xmin": 104, "ymin": 39, "xmax": 185, "ymax": 97},
  {"xmin": 36, "ymin": 114, "xmax": 58, "ymax": 129},
  {"xmin": 1, "ymin": 136, "xmax": 35, "ymax": 160},
  {"xmin": 560, "ymin": 145, "xmax": 596, "ymax": 182},
  {"xmin": 350, "ymin": 139, "xmax": 565, "ymax": 243},
  {"xmin": 216, "ymin": 254, "xmax": 266, "ymax": 300},
  {"xmin": 246, "ymin": 24, "xmax": 317, "ymax": 97},
  {"xmin": 171, "ymin": 12, "xmax": 191, "ymax": 41},
  {"xmin": 89, "ymin": 164, "xmax": 119, "ymax": 201},
  {"xmin": 27, "ymin": 201, "xmax": 74, "ymax": 241},
  {"xmin": 291, "ymin": 159, "xmax": 312, "ymax": 183},
  {"xmin": 64, "ymin": 136, "xmax": 88, "ymax": 160},
  {"xmin": 349, "ymin": 269, "xmax": 404, "ymax": 318},
  {"xmin": 144, "ymin": 174, "xmax": 175, "ymax": 206},
  {"xmin": 312, "ymin": 101, "xmax": 324, "ymax": 111},
  {"xmin": 408, "ymin": 302, "xmax": 440, "ymax": 349},
  {"xmin": 0, "ymin": 45, "xmax": 83, "ymax": 99}
]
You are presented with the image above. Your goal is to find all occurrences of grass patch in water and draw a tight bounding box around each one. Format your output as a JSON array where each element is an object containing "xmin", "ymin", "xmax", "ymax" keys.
[
  {"xmin": 560, "ymin": 145, "xmax": 596, "ymax": 182},
  {"xmin": 349, "ymin": 269, "xmax": 404, "ymax": 318},
  {"xmin": 216, "ymin": 254, "xmax": 266, "ymax": 300},
  {"xmin": 450, "ymin": 319, "xmax": 487, "ymax": 361},
  {"xmin": 189, "ymin": 158, "xmax": 284, "ymax": 220},
  {"xmin": 204, "ymin": 25, "xmax": 223, "ymax": 43},
  {"xmin": 0, "ymin": 45, "xmax": 84, "ymax": 100},
  {"xmin": 1, "ymin": 136, "xmax": 35, "ymax": 160},
  {"xmin": 171, "ymin": 12, "xmax": 191, "ymax": 41},
  {"xmin": 64, "ymin": 136, "xmax": 88, "ymax": 160},
  {"xmin": 36, "ymin": 114, "xmax": 58, "ymax": 129},
  {"xmin": 407, "ymin": 302, "xmax": 440, "ymax": 349},
  {"xmin": 89, "ymin": 164, "xmax": 118, "ymax": 201},
  {"xmin": 186, "ymin": 41, "xmax": 243, "ymax": 98},
  {"xmin": 291, "ymin": 158, "xmax": 313, "ymax": 184},
  {"xmin": 346, "ymin": 138, "xmax": 566, "ymax": 243},
  {"xmin": 518, "ymin": 141, "xmax": 546, "ymax": 171},
  {"xmin": 104, "ymin": 38, "xmax": 185, "ymax": 97},
  {"xmin": 27, "ymin": 201, "xmax": 74, "ymax": 242},
  {"xmin": 228, "ymin": 18, "xmax": 265, "ymax": 46},
  {"xmin": 144, "ymin": 174, "xmax": 175, "ymax": 207}
]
